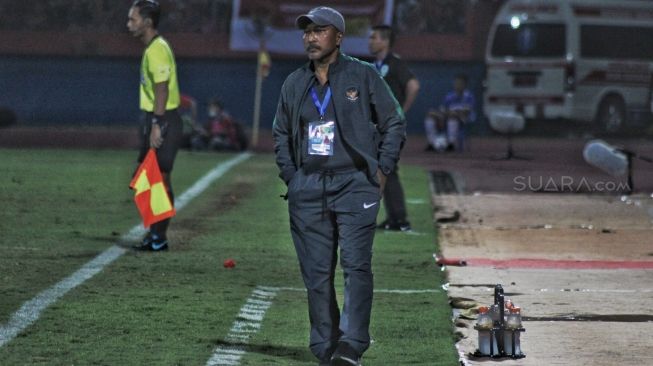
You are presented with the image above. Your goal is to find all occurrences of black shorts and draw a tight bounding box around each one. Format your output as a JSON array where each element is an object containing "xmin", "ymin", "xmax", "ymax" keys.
[{"xmin": 137, "ymin": 110, "xmax": 182, "ymax": 173}]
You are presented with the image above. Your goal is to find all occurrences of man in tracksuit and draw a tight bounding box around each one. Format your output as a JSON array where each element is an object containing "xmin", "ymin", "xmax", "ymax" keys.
[{"xmin": 272, "ymin": 7, "xmax": 406, "ymax": 366}]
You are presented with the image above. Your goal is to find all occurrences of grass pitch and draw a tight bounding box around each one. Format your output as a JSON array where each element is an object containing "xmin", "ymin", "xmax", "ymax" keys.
[{"xmin": 0, "ymin": 149, "xmax": 457, "ymax": 365}]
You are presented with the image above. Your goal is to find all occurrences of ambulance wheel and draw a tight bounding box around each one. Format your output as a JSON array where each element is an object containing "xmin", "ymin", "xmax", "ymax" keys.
[{"xmin": 596, "ymin": 95, "xmax": 626, "ymax": 133}]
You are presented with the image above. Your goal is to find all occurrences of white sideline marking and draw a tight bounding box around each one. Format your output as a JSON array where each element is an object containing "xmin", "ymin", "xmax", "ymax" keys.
[
  {"xmin": 205, "ymin": 286, "xmax": 279, "ymax": 366},
  {"xmin": 266, "ymin": 286, "xmax": 441, "ymax": 294},
  {"xmin": 381, "ymin": 230, "xmax": 426, "ymax": 236},
  {"xmin": 0, "ymin": 152, "xmax": 252, "ymax": 348}
]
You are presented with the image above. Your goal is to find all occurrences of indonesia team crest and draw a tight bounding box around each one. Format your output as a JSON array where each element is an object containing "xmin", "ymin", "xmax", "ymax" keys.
[{"xmin": 345, "ymin": 87, "xmax": 359, "ymax": 102}]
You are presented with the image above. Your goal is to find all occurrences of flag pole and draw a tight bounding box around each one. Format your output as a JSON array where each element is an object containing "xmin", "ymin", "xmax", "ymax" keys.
[{"xmin": 252, "ymin": 42, "xmax": 265, "ymax": 148}]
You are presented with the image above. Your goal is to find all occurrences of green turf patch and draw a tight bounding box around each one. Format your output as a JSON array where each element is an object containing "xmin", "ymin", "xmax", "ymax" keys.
[
  {"xmin": 0, "ymin": 152, "xmax": 457, "ymax": 365},
  {"xmin": 0, "ymin": 149, "xmax": 233, "ymax": 324}
]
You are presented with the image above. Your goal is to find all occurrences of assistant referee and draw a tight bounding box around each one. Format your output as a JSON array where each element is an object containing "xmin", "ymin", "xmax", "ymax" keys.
[{"xmin": 127, "ymin": 0, "xmax": 182, "ymax": 251}]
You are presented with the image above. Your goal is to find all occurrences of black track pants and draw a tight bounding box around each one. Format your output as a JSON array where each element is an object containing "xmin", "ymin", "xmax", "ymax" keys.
[{"xmin": 287, "ymin": 169, "xmax": 381, "ymax": 361}]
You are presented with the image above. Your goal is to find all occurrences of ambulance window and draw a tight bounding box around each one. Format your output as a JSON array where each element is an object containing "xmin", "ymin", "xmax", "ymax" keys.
[
  {"xmin": 491, "ymin": 24, "xmax": 566, "ymax": 57},
  {"xmin": 581, "ymin": 25, "xmax": 653, "ymax": 60}
]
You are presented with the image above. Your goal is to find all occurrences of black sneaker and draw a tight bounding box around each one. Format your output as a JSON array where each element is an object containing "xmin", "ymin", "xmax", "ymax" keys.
[
  {"xmin": 376, "ymin": 220, "xmax": 389, "ymax": 230},
  {"xmin": 398, "ymin": 222, "xmax": 412, "ymax": 232},
  {"xmin": 330, "ymin": 342, "xmax": 361, "ymax": 366},
  {"xmin": 149, "ymin": 236, "xmax": 169, "ymax": 251},
  {"xmin": 378, "ymin": 220, "xmax": 402, "ymax": 231},
  {"xmin": 378, "ymin": 220, "xmax": 412, "ymax": 232},
  {"xmin": 132, "ymin": 234, "xmax": 169, "ymax": 251},
  {"xmin": 131, "ymin": 232, "xmax": 153, "ymax": 250}
]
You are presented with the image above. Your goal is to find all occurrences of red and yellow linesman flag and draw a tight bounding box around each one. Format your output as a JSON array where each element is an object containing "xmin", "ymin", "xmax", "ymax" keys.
[
  {"xmin": 129, "ymin": 149, "xmax": 175, "ymax": 228},
  {"xmin": 258, "ymin": 49, "xmax": 271, "ymax": 78}
]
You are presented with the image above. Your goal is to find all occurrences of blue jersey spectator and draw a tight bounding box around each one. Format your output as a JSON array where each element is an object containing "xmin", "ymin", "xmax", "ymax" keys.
[{"xmin": 425, "ymin": 74, "xmax": 475, "ymax": 151}]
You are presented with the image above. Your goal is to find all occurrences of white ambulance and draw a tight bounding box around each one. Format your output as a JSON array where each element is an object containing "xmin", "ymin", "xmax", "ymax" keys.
[{"xmin": 484, "ymin": 0, "xmax": 653, "ymax": 132}]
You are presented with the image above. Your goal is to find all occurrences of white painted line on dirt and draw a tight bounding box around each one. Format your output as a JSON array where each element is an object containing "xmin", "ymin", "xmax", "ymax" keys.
[
  {"xmin": 456, "ymin": 343, "xmax": 472, "ymax": 366},
  {"xmin": 456, "ymin": 286, "xmax": 653, "ymax": 294},
  {"xmin": 536, "ymin": 288, "xmax": 653, "ymax": 294},
  {"xmin": 0, "ymin": 153, "xmax": 252, "ymax": 348},
  {"xmin": 266, "ymin": 286, "xmax": 441, "ymax": 294},
  {"xmin": 205, "ymin": 286, "xmax": 279, "ymax": 366}
]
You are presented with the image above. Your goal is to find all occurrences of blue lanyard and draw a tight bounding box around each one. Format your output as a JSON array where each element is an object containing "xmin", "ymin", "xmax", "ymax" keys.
[
  {"xmin": 310, "ymin": 86, "xmax": 332, "ymax": 120},
  {"xmin": 375, "ymin": 61, "xmax": 383, "ymax": 71}
]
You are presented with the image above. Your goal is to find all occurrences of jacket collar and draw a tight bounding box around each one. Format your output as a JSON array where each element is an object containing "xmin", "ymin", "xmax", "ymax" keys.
[{"xmin": 303, "ymin": 51, "xmax": 346, "ymax": 76}]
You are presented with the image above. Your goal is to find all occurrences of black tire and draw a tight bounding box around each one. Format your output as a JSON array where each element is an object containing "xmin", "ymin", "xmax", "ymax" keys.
[{"xmin": 596, "ymin": 95, "xmax": 626, "ymax": 133}]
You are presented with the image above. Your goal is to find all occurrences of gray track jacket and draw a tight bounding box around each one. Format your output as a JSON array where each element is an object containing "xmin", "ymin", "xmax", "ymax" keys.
[{"xmin": 273, "ymin": 52, "xmax": 407, "ymax": 184}]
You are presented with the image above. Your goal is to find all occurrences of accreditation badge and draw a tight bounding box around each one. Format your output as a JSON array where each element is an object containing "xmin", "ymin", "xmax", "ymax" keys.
[{"xmin": 307, "ymin": 120, "xmax": 335, "ymax": 156}]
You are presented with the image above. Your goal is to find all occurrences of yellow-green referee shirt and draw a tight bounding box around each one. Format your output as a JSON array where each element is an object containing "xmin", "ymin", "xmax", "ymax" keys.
[{"xmin": 140, "ymin": 36, "xmax": 180, "ymax": 112}]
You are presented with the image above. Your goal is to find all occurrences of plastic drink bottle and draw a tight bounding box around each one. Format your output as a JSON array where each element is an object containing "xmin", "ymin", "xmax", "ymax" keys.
[
  {"xmin": 475, "ymin": 306, "xmax": 494, "ymax": 355},
  {"xmin": 504, "ymin": 307, "xmax": 523, "ymax": 355}
]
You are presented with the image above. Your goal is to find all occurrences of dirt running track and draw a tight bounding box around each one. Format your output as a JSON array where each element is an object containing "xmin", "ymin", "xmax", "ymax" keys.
[{"xmin": 404, "ymin": 135, "xmax": 653, "ymax": 366}]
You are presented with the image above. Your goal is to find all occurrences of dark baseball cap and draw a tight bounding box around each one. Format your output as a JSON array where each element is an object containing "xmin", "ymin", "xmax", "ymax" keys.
[{"xmin": 296, "ymin": 6, "xmax": 345, "ymax": 33}]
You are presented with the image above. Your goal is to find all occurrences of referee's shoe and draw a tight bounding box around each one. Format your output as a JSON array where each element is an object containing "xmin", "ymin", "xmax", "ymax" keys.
[{"xmin": 132, "ymin": 233, "xmax": 169, "ymax": 252}]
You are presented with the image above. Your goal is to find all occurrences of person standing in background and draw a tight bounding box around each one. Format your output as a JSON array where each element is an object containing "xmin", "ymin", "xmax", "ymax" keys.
[{"xmin": 368, "ymin": 25, "xmax": 420, "ymax": 232}]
